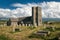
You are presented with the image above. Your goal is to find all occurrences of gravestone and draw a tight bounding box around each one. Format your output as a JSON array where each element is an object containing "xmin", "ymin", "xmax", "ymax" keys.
[{"xmin": 35, "ymin": 30, "xmax": 50, "ymax": 36}]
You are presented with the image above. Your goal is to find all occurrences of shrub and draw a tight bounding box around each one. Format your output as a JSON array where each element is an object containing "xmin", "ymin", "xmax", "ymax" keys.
[
  {"xmin": 0, "ymin": 34, "xmax": 12, "ymax": 40},
  {"xmin": 44, "ymin": 27, "xmax": 55, "ymax": 32},
  {"xmin": 28, "ymin": 26, "xmax": 36, "ymax": 30}
]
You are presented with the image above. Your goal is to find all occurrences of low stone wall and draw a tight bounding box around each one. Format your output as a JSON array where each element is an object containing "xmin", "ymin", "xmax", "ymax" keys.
[{"xmin": 18, "ymin": 24, "xmax": 32, "ymax": 27}]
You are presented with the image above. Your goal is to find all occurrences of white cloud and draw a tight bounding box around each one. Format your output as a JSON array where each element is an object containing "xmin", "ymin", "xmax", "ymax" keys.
[
  {"xmin": 12, "ymin": 3, "xmax": 39, "ymax": 7},
  {"xmin": 0, "ymin": 1, "xmax": 60, "ymax": 18}
]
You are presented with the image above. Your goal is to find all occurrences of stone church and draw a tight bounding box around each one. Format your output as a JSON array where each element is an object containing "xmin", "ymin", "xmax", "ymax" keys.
[{"xmin": 7, "ymin": 7, "xmax": 42, "ymax": 27}]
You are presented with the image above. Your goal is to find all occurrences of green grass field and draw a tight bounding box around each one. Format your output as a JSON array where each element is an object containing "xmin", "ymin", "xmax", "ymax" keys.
[{"xmin": 0, "ymin": 21, "xmax": 60, "ymax": 40}]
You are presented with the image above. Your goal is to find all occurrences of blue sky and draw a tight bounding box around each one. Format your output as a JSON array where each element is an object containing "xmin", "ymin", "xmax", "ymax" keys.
[
  {"xmin": 0, "ymin": 0, "xmax": 60, "ymax": 18},
  {"xmin": 0, "ymin": 0, "xmax": 60, "ymax": 9}
]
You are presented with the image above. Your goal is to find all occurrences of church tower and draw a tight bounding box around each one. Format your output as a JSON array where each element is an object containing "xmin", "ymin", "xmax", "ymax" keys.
[{"xmin": 32, "ymin": 7, "xmax": 42, "ymax": 26}]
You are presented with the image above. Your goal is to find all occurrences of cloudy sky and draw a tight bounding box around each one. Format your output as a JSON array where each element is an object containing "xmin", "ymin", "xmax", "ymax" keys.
[{"xmin": 0, "ymin": 0, "xmax": 60, "ymax": 18}]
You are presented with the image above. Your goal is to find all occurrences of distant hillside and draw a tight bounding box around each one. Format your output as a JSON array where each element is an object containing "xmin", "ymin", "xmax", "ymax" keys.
[
  {"xmin": 0, "ymin": 18, "xmax": 9, "ymax": 21},
  {"xmin": 0, "ymin": 18, "xmax": 60, "ymax": 22},
  {"xmin": 42, "ymin": 18, "xmax": 60, "ymax": 22}
]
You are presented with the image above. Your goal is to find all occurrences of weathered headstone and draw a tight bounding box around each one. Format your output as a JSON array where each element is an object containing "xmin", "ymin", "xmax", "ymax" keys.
[
  {"xmin": 22, "ymin": 24, "xmax": 24, "ymax": 26},
  {"xmin": 26, "ymin": 24, "xmax": 27, "ymax": 27},
  {"xmin": 35, "ymin": 30, "xmax": 50, "ymax": 36},
  {"xmin": 28, "ymin": 24, "xmax": 31, "ymax": 26}
]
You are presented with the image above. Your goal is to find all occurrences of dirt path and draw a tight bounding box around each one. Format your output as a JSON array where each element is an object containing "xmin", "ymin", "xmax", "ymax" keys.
[{"xmin": 12, "ymin": 27, "xmax": 42, "ymax": 40}]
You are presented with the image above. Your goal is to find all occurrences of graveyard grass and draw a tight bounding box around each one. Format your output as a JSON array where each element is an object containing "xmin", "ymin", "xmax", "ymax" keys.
[{"xmin": 0, "ymin": 22, "xmax": 60, "ymax": 40}]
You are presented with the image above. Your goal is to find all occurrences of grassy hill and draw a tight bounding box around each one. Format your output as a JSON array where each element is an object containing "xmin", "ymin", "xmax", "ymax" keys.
[{"xmin": 0, "ymin": 20, "xmax": 60, "ymax": 40}]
